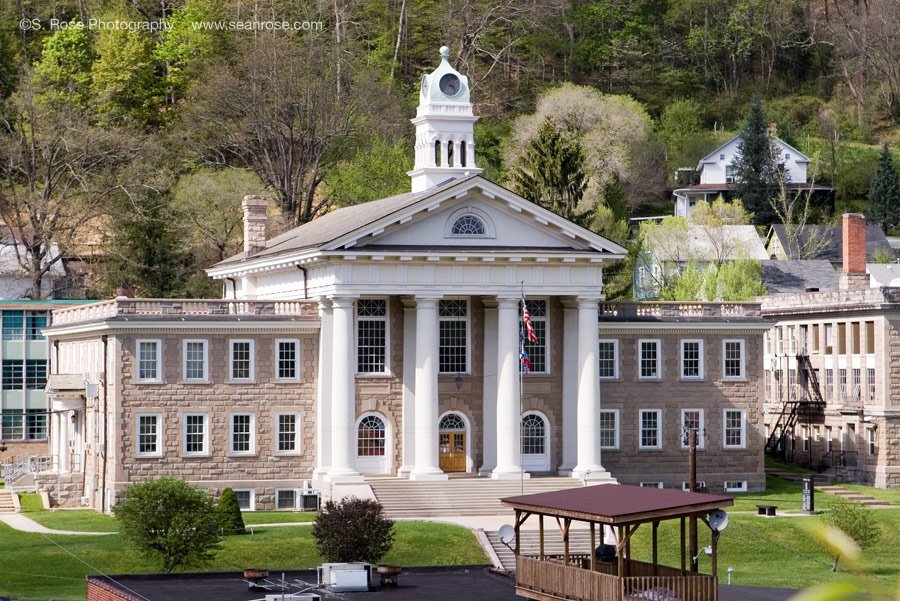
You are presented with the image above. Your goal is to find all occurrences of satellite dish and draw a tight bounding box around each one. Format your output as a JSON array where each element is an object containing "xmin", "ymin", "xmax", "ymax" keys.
[
  {"xmin": 709, "ymin": 510, "xmax": 729, "ymax": 532},
  {"xmin": 498, "ymin": 524, "xmax": 516, "ymax": 545}
]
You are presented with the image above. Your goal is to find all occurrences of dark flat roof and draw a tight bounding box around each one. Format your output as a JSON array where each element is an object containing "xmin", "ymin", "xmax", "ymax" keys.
[{"xmin": 502, "ymin": 484, "xmax": 733, "ymax": 525}]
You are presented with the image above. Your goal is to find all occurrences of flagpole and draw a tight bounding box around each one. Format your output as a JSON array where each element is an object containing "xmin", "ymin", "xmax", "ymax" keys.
[{"xmin": 520, "ymin": 281, "xmax": 525, "ymax": 496}]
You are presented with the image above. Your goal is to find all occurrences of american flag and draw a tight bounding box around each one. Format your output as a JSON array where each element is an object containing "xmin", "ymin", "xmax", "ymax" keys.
[
  {"xmin": 521, "ymin": 296, "xmax": 538, "ymax": 344},
  {"xmin": 519, "ymin": 328, "xmax": 532, "ymax": 373}
]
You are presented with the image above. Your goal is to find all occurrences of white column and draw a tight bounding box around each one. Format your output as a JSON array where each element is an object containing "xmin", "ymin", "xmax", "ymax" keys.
[
  {"xmin": 479, "ymin": 301, "xmax": 498, "ymax": 475},
  {"xmin": 50, "ymin": 410, "xmax": 60, "ymax": 471},
  {"xmin": 398, "ymin": 299, "xmax": 417, "ymax": 476},
  {"xmin": 558, "ymin": 300, "xmax": 578, "ymax": 475},
  {"xmin": 492, "ymin": 297, "xmax": 527, "ymax": 480},
  {"xmin": 440, "ymin": 140, "xmax": 449, "ymax": 168},
  {"xmin": 312, "ymin": 299, "xmax": 333, "ymax": 481},
  {"xmin": 326, "ymin": 296, "xmax": 363, "ymax": 482},
  {"xmin": 572, "ymin": 297, "xmax": 612, "ymax": 480},
  {"xmin": 59, "ymin": 410, "xmax": 70, "ymax": 473},
  {"xmin": 410, "ymin": 297, "xmax": 446, "ymax": 480},
  {"xmin": 467, "ymin": 138, "xmax": 476, "ymax": 168}
]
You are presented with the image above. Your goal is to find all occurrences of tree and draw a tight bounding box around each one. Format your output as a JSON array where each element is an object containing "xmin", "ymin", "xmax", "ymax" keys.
[
  {"xmin": 217, "ymin": 488, "xmax": 246, "ymax": 535},
  {"xmin": 312, "ymin": 497, "xmax": 394, "ymax": 564},
  {"xmin": 324, "ymin": 136, "xmax": 411, "ymax": 208},
  {"xmin": 823, "ymin": 501, "xmax": 882, "ymax": 572},
  {"xmin": 770, "ymin": 149, "xmax": 831, "ymax": 260},
  {"xmin": 867, "ymin": 145, "xmax": 900, "ymax": 234},
  {"xmin": 32, "ymin": 24, "xmax": 94, "ymax": 110},
  {"xmin": 657, "ymin": 99, "xmax": 714, "ymax": 184},
  {"xmin": 113, "ymin": 478, "xmax": 222, "ymax": 572},
  {"xmin": 512, "ymin": 117, "xmax": 588, "ymax": 223},
  {"xmin": 732, "ymin": 98, "xmax": 780, "ymax": 225}
]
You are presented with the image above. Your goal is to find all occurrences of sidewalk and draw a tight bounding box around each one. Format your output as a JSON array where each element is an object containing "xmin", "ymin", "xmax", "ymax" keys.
[{"xmin": 0, "ymin": 512, "xmax": 114, "ymax": 536}]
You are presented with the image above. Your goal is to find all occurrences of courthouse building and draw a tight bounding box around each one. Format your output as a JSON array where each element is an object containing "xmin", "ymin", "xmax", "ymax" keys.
[{"xmin": 34, "ymin": 48, "xmax": 768, "ymax": 510}]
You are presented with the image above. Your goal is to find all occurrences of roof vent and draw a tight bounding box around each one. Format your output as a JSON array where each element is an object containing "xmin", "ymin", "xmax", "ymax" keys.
[{"xmin": 804, "ymin": 287, "xmax": 819, "ymax": 292}]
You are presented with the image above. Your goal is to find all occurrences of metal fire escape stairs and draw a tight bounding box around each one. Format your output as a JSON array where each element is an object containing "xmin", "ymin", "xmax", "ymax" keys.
[{"xmin": 765, "ymin": 352, "xmax": 826, "ymax": 459}]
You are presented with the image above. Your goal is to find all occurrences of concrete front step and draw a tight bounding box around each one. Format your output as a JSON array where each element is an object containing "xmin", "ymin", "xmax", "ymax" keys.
[{"xmin": 0, "ymin": 491, "xmax": 18, "ymax": 513}]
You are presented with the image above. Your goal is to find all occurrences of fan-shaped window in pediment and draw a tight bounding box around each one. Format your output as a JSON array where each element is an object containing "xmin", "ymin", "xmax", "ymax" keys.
[{"xmin": 451, "ymin": 215, "xmax": 486, "ymax": 236}]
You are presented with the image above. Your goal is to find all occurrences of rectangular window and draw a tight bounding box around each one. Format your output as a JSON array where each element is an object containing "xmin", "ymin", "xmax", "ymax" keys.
[
  {"xmin": 825, "ymin": 369, "xmax": 834, "ymax": 401},
  {"xmin": 230, "ymin": 413, "xmax": 254, "ymax": 454},
  {"xmin": 276, "ymin": 340, "xmax": 301, "ymax": 381},
  {"xmin": 765, "ymin": 369, "xmax": 771, "ymax": 401},
  {"xmin": 520, "ymin": 300, "xmax": 548, "ymax": 373},
  {"xmin": 852, "ymin": 368, "xmax": 861, "ymax": 400},
  {"xmin": 681, "ymin": 409, "xmax": 705, "ymax": 449},
  {"xmin": 26, "ymin": 409, "xmax": 46, "ymax": 440},
  {"xmin": 357, "ymin": 299, "xmax": 388, "ymax": 374},
  {"xmin": 802, "ymin": 426, "xmax": 809, "ymax": 451},
  {"xmin": 775, "ymin": 369, "xmax": 783, "ymax": 400},
  {"xmin": 851, "ymin": 323, "xmax": 861, "ymax": 354},
  {"xmin": 234, "ymin": 490, "xmax": 254, "ymax": 511},
  {"xmin": 136, "ymin": 414, "xmax": 161, "ymax": 456},
  {"xmin": 681, "ymin": 340, "xmax": 703, "ymax": 379},
  {"xmin": 865, "ymin": 321, "xmax": 875, "ymax": 354},
  {"xmin": 2, "ymin": 310, "xmax": 23, "ymax": 340},
  {"xmin": 25, "ymin": 360, "xmax": 47, "ymax": 390},
  {"xmin": 136, "ymin": 340, "xmax": 161, "ymax": 382},
  {"xmin": 814, "ymin": 426, "xmax": 820, "ymax": 442},
  {"xmin": 640, "ymin": 482, "xmax": 664, "ymax": 489},
  {"xmin": 723, "ymin": 409, "xmax": 746, "ymax": 448},
  {"xmin": 639, "ymin": 410, "xmax": 662, "ymax": 449},
  {"xmin": 788, "ymin": 369, "xmax": 797, "ymax": 401},
  {"xmin": 229, "ymin": 340, "xmax": 254, "ymax": 382},
  {"xmin": 183, "ymin": 413, "xmax": 208, "ymax": 455},
  {"xmin": 811, "ymin": 325, "xmax": 820, "ymax": 353},
  {"xmin": 2, "ymin": 360, "xmax": 23, "ymax": 390},
  {"xmin": 599, "ymin": 410, "xmax": 618, "ymax": 449},
  {"xmin": 276, "ymin": 413, "xmax": 300, "ymax": 454},
  {"xmin": 868, "ymin": 429, "xmax": 876, "ymax": 456},
  {"xmin": 838, "ymin": 324, "xmax": 846, "ymax": 354},
  {"xmin": 867, "ymin": 368, "xmax": 875, "ymax": 402},
  {"xmin": 439, "ymin": 299, "xmax": 468, "ymax": 374},
  {"xmin": 724, "ymin": 481, "xmax": 748, "ymax": 493},
  {"xmin": 825, "ymin": 426, "xmax": 833, "ymax": 453},
  {"xmin": 183, "ymin": 340, "xmax": 208, "ymax": 382},
  {"xmin": 25, "ymin": 312, "xmax": 48, "ymax": 340},
  {"xmin": 598, "ymin": 340, "xmax": 618, "ymax": 379},
  {"xmin": 722, "ymin": 340, "xmax": 745, "ymax": 380},
  {"xmin": 1, "ymin": 413, "xmax": 23, "ymax": 439},
  {"xmin": 639, "ymin": 340, "xmax": 661, "ymax": 379},
  {"xmin": 276, "ymin": 489, "xmax": 297, "ymax": 510},
  {"xmin": 839, "ymin": 368, "xmax": 847, "ymax": 398}
]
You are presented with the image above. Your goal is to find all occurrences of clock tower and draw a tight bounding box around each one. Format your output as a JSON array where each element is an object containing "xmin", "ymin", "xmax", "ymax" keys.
[{"xmin": 408, "ymin": 46, "xmax": 482, "ymax": 193}]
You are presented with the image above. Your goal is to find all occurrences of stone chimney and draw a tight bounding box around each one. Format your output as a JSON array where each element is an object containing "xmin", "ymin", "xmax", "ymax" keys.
[
  {"xmin": 242, "ymin": 195, "xmax": 269, "ymax": 257},
  {"xmin": 839, "ymin": 213, "xmax": 869, "ymax": 290}
]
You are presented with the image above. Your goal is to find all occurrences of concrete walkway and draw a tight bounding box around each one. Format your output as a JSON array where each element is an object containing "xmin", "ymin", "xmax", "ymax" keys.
[{"xmin": 0, "ymin": 512, "xmax": 114, "ymax": 536}]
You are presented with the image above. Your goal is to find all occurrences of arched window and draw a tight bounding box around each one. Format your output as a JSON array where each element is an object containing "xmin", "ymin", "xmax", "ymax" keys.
[
  {"xmin": 440, "ymin": 413, "xmax": 466, "ymax": 431},
  {"xmin": 522, "ymin": 413, "xmax": 546, "ymax": 455},
  {"xmin": 459, "ymin": 141, "xmax": 467, "ymax": 167},
  {"xmin": 450, "ymin": 215, "xmax": 486, "ymax": 236},
  {"xmin": 434, "ymin": 140, "xmax": 441, "ymax": 166},
  {"xmin": 447, "ymin": 140, "xmax": 454, "ymax": 166},
  {"xmin": 357, "ymin": 415, "xmax": 386, "ymax": 456}
]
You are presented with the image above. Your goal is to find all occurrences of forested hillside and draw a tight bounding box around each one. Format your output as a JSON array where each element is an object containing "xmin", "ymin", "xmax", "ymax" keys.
[{"xmin": 0, "ymin": 0, "xmax": 898, "ymax": 298}]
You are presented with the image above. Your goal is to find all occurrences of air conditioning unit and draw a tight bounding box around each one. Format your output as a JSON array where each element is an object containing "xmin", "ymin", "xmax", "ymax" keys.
[
  {"xmin": 79, "ymin": 496, "xmax": 90, "ymax": 506},
  {"xmin": 320, "ymin": 563, "xmax": 370, "ymax": 593},
  {"xmin": 300, "ymin": 491, "xmax": 320, "ymax": 512}
]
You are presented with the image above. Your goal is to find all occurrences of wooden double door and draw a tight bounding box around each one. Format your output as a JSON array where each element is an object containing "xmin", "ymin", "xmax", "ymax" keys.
[{"xmin": 439, "ymin": 431, "xmax": 467, "ymax": 472}]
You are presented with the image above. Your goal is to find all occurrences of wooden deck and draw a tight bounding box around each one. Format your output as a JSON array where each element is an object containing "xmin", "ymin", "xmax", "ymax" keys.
[{"xmin": 516, "ymin": 555, "xmax": 717, "ymax": 601}]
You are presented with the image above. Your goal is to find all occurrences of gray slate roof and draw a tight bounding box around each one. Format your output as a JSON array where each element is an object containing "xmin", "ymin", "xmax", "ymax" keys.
[
  {"xmin": 768, "ymin": 224, "xmax": 893, "ymax": 262},
  {"xmin": 760, "ymin": 260, "xmax": 839, "ymax": 294}
]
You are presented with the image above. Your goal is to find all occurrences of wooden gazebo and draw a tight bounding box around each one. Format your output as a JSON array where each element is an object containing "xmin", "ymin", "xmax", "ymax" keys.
[{"xmin": 501, "ymin": 484, "xmax": 734, "ymax": 601}]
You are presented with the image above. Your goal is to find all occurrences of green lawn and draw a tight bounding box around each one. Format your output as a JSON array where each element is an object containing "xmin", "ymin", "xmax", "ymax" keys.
[
  {"xmin": 765, "ymin": 456, "xmax": 816, "ymax": 475},
  {"xmin": 838, "ymin": 484, "xmax": 900, "ymax": 505},
  {"xmin": 18, "ymin": 492, "xmax": 43, "ymax": 512},
  {"xmin": 242, "ymin": 511, "xmax": 318, "ymax": 525},
  {"xmin": 728, "ymin": 476, "xmax": 841, "ymax": 513},
  {"xmin": 0, "ymin": 518, "xmax": 487, "ymax": 600}
]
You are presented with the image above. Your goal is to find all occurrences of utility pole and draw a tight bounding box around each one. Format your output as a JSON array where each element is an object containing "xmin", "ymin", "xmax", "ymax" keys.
[{"xmin": 689, "ymin": 429, "xmax": 699, "ymax": 573}]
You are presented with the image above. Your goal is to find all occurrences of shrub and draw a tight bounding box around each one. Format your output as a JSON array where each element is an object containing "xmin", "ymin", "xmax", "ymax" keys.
[
  {"xmin": 312, "ymin": 497, "xmax": 394, "ymax": 563},
  {"xmin": 217, "ymin": 488, "xmax": 246, "ymax": 535},
  {"xmin": 113, "ymin": 477, "xmax": 222, "ymax": 572},
  {"xmin": 823, "ymin": 501, "xmax": 882, "ymax": 571}
]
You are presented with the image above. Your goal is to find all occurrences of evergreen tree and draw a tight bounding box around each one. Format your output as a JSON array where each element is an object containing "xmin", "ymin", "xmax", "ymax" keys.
[
  {"xmin": 217, "ymin": 488, "xmax": 246, "ymax": 535},
  {"xmin": 867, "ymin": 145, "xmax": 900, "ymax": 234},
  {"xmin": 512, "ymin": 117, "xmax": 589, "ymax": 224},
  {"xmin": 731, "ymin": 98, "xmax": 780, "ymax": 225}
]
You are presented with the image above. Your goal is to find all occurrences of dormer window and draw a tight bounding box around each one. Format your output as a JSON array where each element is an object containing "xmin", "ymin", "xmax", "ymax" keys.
[{"xmin": 451, "ymin": 215, "xmax": 486, "ymax": 236}]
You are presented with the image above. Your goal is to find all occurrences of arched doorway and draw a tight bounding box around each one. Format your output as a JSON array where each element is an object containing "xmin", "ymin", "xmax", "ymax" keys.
[
  {"xmin": 438, "ymin": 412, "xmax": 469, "ymax": 473},
  {"xmin": 356, "ymin": 413, "xmax": 391, "ymax": 475},
  {"xmin": 522, "ymin": 411, "xmax": 551, "ymax": 472}
]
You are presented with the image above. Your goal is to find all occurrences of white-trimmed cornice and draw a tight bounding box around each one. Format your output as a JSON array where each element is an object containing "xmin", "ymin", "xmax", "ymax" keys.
[
  {"xmin": 599, "ymin": 324, "xmax": 769, "ymax": 334},
  {"xmin": 44, "ymin": 320, "xmax": 320, "ymax": 338}
]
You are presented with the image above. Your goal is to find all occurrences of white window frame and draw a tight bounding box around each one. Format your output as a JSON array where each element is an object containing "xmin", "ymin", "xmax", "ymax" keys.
[
  {"xmin": 520, "ymin": 299, "xmax": 549, "ymax": 374},
  {"xmin": 723, "ymin": 409, "xmax": 747, "ymax": 449},
  {"xmin": 229, "ymin": 412, "xmax": 256, "ymax": 456},
  {"xmin": 639, "ymin": 409, "xmax": 663, "ymax": 449},
  {"xmin": 680, "ymin": 409, "xmax": 705, "ymax": 449},
  {"xmin": 182, "ymin": 413, "xmax": 209, "ymax": 456},
  {"xmin": 182, "ymin": 339, "xmax": 209, "ymax": 383},
  {"xmin": 682, "ymin": 481, "xmax": 707, "ymax": 491},
  {"xmin": 598, "ymin": 339, "xmax": 619, "ymax": 380},
  {"xmin": 640, "ymin": 482, "xmax": 664, "ymax": 489},
  {"xmin": 868, "ymin": 429, "xmax": 876, "ymax": 456},
  {"xmin": 275, "ymin": 488, "xmax": 298, "ymax": 510},
  {"xmin": 825, "ymin": 426, "xmax": 833, "ymax": 453},
  {"xmin": 724, "ymin": 481, "xmax": 748, "ymax": 493},
  {"xmin": 438, "ymin": 298, "xmax": 471, "ymax": 375},
  {"xmin": 233, "ymin": 489, "xmax": 256, "ymax": 511},
  {"xmin": 275, "ymin": 339, "xmax": 302, "ymax": 382},
  {"xmin": 275, "ymin": 412, "xmax": 302, "ymax": 455},
  {"xmin": 228, "ymin": 339, "xmax": 255, "ymax": 383},
  {"xmin": 638, "ymin": 339, "xmax": 662, "ymax": 380},
  {"xmin": 135, "ymin": 339, "xmax": 162, "ymax": 383},
  {"xmin": 680, "ymin": 340, "xmax": 704, "ymax": 380},
  {"xmin": 722, "ymin": 339, "xmax": 746, "ymax": 380},
  {"xmin": 599, "ymin": 409, "xmax": 619, "ymax": 450},
  {"xmin": 356, "ymin": 298, "xmax": 390, "ymax": 375},
  {"xmin": 802, "ymin": 425, "xmax": 809, "ymax": 451},
  {"xmin": 135, "ymin": 413, "xmax": 162, "ymax": 458}
]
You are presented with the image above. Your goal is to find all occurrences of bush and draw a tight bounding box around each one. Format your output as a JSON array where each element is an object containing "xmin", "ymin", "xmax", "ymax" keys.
[
  {"xmin": 217, "ymin": 488, "xmax": 246, "ymax": 535},
  {"xmin": 113, "ymin": 478, "xmax": 222, "ymax": 572},
  {"xmin": 823, "ymin": 501, "xmax": 882, "ymax": 571},
  {"xmin": 312, "ymin": 497, "xmax": 394, "ymax": 563}
]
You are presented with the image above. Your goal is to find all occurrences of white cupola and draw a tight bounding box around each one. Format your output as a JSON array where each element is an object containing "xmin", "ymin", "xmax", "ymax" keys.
[{"xmin": 408, "ymin": 46, "xmax": 482, "ymax": 193}]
